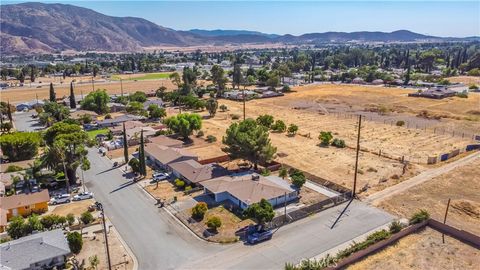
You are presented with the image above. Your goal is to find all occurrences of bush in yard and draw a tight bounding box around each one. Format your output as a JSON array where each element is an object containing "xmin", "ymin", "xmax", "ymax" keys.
[
  {"xmin": 271, "ymin": 120, "xmax": 286, "ymax": 133},
  {"xmin": 196, "ymin": 130, "xmax": 205, "ymax": 137},
  {"xmin": 40, "ymin": 214, "xmax": 61, "ymax": 230},
  {"xmin": 396, "ymin": 120, "xmax": 405, "ymax": 126},
  {"xmin": 231, "ymin": 114, "xmax": 240, "ymax": 120},
  {"xmin": 243, "ymin": 199, "xmax": 274, "ymax": 224},
  {"xmin": 318, "ymin": 131, "xmax": 333, "ymax": 146},
  {"xmin": 256, "ymin": 114, "xmax": 274, "ymax": 128},
  {"xmin": 5, "ymin": 165, "xmax": 23, "ymax": 172},
  {"xmin": 409, "ymin": 209, "xmax": 430, "ymax": 224},
  {"xmin": 206, "ymin": 135, "xmax": 217, "ymax": 143},
  {"xmin": 174, "ymin": 179, "xmax": 185, "ymax": 189},
  {"xmin": 7, "ymin": 216, "xmax": 28, "ymax": 239},
  {"xmin": 80, "ymin": 211, "xmax": 94, "ymax": 225},
  {"xmin": 185, "ymin": 186, "xmax": 192, "ymax": 192},
  {"xmin": 219, "ymin": 104, "xmax": 228, "ymax": 112},
  {"xmin": 260, "ymin": 168, "xmax": 270, "ymax": 176},
  {"xmin": 206, "ymin": 216, "xmax": 222, "ymax": 232},
  {"xmin": 331, "ymin": 138, "xmax": 346, "ymax": 148},
  {"xmin": 279, "ymin": 167, "xmax": 288, "ymax": 179},
  {"xmin": 67, "ymin": 231, "xmax": 83, "ymax": 254},
  {"xmin": 389, "ymin": 220, "xmax": 403, "ymax": 233},
  {"xmin": 0, "ymin": 132, "xmax": 41, "ymax": 161},
  {"xmin": 191, "ymin": 202, "xmax": 208, "ymax": 220},
  {"xmin": 290, "ymin": 169, "xmax": 306, "ymax": 188},
  {"xmin": 287, "ymin": 124, "xmax": 298, "ymax": 136},
  {"xmin": 66, "ymin": 213, "xmax": 75, "ymax": 226}
]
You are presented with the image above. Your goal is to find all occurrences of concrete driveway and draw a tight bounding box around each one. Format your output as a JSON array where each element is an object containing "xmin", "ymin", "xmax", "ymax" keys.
[
  {"xmin": 84, "ymin": 149, "xmax": 394, "ymax": 269},
  {"xmin": 13, "ymin": 111, "xmax": 45, "ymax": 132}
]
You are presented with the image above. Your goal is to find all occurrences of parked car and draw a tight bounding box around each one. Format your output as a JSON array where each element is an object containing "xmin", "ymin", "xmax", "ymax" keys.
[
  {"xmin": 247, "ymin": 230, "xmax": 273, "ymax": 244},
  {"xmin": 72, "ymin": 192, "xmax": 94, "ymax": 201},
  {"xmin": 49, "ymin": 194, "xmax": 71, "ymax": 205},
  {"xmin": 152, "ymin": 172, "xmax": 170, "ymax": 182}
]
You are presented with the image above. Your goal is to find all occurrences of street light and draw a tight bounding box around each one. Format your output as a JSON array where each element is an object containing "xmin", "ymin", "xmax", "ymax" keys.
[{"xmin": 96, "ymin": 202, "xmax": 112, "ymax": 270}]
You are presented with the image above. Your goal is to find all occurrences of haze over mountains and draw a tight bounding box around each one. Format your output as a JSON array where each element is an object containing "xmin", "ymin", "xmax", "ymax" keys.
[{"xmin": 1, "ymin": 2, "xmax": 477, "ymax": 54}]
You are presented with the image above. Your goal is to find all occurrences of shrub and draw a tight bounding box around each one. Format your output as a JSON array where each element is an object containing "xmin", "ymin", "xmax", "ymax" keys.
[
  {"xmin": 185, "ymin": 186, "xmax": 192, "ymax": 192},
  {"xmin": 260, "ymin": 168, "xmax": 271, "ymax": 176},
  {"xmin": 282, "ymin": 85, "xmax": 291, "ymax": 92},
  {"xmin": 206, "ymin": 216, "xmax": 222, "ymax": 231},
  {"xmin": 206, "ymin": 135, "xmax": 217, "ymax": 143},
  {"xmin": 287, "ymin": 124, "xmax": 298, "ymax": 136},
  {"xmin": 231, "ymin": 114, "xmax": 240, "ymax": 120},
  {"xmin": 271, "ymin": 120, "xmax": 287, "ymax": 133},
  {"xmin": 243, "ymin": 199, "xmax": 274, "ymax": 224},
  {"xmin": 191, "ymin": 202, "xmax": 208, "ymax": 220},
  {"xmin": 174, "ymin": 179, "xmax": 185, "ymax": 189},
  {"xmin": 331, "ymin": 138, "xmax": 346, "ymax": 148},
  {"xmin": 318, "ymin": 131, "xmax": 333, "ymax": 146},
  {"xmin": 67, "ymin": 232, "xmax": 83, "ymax": 254},
  {"xmin": 219, "ymin": 104, "xmax": 228, "ymax": 112},
  {"xmin": 290, "ymin": 169, "xmax": 306, "ymax": 188},
  {"xmin": 468, "ymin": 84, "xmax": 479, "ymax": 90},
  {"xmin": 66, "ymin": 213, "xmax": 75, "ymax": 226},
  {"xmin": 389, "ymin": 220, "xmax": 403, "ymax": 233},
  {"xmin": 456, "ymin": 92, "xmax": 468, "ymax": 98},
  {"xmin": 80, "ymin": 211, "xmax": 94, "ymax": 225},
  {"xmin": 279, "ymin": 167, "xmax": 288, "ymax": 179},
  {"xmin": 196, "ymin": 130, "xmax": 205, "ymax": 137},
  {"xmin": 409, "ymin": 209, "xmax": 430, "ymax": 224},
  {"xmin": 104, "ymin": 114, "xmax": 112, "ymax": 119},
  {"xmin": 40, "ymin": 214, "xmax": 61, "ymax": 230},
  {"xmin": 5, "ymin": 165, "xmax": 23, "ymax": 172},
  {"xmin": 256, "ymin": 114, "xmax": 275, "ymax": 128},
  {"xmin": 396, "ymin": 120, "xmax": 405, "ymax": 127}
]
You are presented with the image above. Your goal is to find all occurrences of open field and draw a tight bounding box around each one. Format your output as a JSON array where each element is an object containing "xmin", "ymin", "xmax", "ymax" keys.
[
  {"xmin": 347, "ymin": 227, "xmax": 480, "ymax": 270},
  {"xmin": 446, "ymin": 75, "xmax": 480, "ymax": 85},
  {"xmin": 378, "ymin": 157, "xmax": 480, "ymax": 235},
  {"xmin": 111, "ymin": 72, "xmax": 172, "ymax": 81},
  {"xmin": 1, "ymin": 77, "xmax": 175, "ymax": 103}
]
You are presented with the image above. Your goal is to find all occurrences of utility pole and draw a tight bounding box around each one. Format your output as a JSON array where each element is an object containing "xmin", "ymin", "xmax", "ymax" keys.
[
  {"xmin": 97, "ymin": 202, "xmax": 112, "ymax": 270},
  {"xmin": 442, "ymin": 198, "xmax": 451, "ymax": 243},
  {"xmin": 91, "ymin": 77, "xmax": 95, "ymax": 91},
  {"xmin": 352, "ymin": 115, "xmax": 362, "ymax": 198},
  {"xmin": 284, "ymin": 192, "xmax": 287, "ymax": 224},
  {"xmin": 243, "ymin": 88, "xmax": 246, "ymax": 120},
  {"xmin": 120, "ymin": 79, "xmax": 124, "ymax": 96}
]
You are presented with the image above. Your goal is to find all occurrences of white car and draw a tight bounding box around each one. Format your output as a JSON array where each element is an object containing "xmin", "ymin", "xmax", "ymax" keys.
[
  {"xmin": 152, "ymin": 172, "xmax": 170, "ymax": 182},
  {"xmin": 72, "ymin": 192, "xmax": 94, "ymax": 201},
  {"xmin": 49, "ymin": 194, "xmax": 71, "ymax": 205}
]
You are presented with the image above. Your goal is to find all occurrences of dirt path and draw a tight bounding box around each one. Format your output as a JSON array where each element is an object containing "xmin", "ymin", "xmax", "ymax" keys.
[{"xmin": 365, "ymin": 151, "xmax": 480, "ymax": 205}]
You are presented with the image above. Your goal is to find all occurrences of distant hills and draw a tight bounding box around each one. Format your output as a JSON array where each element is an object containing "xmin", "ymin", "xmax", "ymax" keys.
[{"xmin": 1, "ymin": 2, "xmax": 478, "ymax": 54}]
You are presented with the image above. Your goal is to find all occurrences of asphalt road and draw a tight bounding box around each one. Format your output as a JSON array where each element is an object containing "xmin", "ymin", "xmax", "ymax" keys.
[{"xmin": 84, "ymin": 149, "xmax": 394, "ymax": 269}]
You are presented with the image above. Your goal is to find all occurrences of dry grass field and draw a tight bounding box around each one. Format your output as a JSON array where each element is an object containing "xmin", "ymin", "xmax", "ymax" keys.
[
  {"xmin": 446, "ymin": 75, "xmax": 480, "ymax": 85},
  {"xmin": 347, "ymin": 227, "xmax": 480, "ymax": 270},
  {"xmin": 378, "ymin": 158, "xmax": 480, "ymax": 235}
]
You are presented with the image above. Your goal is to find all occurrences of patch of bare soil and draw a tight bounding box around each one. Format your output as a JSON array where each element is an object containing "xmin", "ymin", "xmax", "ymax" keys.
[{"xmin": 347, "ymin": 227, "xmax": 480, "ymax": 270}]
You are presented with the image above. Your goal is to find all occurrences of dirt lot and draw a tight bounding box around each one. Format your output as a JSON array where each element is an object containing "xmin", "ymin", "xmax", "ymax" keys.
[
  {"xmin": 50, "ymin": 199, "xmax": 94, "ymax": 217},
  {"xmin": 379, "ymin": 158, "xmax": 480, "ymax": 235},
  {"xmin": 1, "ymin": 77, "xmax": 175, "ymax": 103},
  {"xmin": 446, "ymin": 76, "xmax": 480, "ymax": 85},
  {"xmin": 75, "ymin": 228, "xmax": 133, "ymax": 270},
  {"xmin": 144, "ymin": 181, "xmax": 201, "ymax": 202},
  {"xmin": 347, "ymin": 227, "xmax": 480, "ymax": 270}
]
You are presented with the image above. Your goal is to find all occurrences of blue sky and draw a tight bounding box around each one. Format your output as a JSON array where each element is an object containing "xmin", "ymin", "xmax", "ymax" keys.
[{"xmin": 3, "ymin": 1, "xmax": 479, "ymax": 37}]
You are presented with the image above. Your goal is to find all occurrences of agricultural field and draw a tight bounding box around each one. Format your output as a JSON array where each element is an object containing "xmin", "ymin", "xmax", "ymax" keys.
[
  {"xmin": 347, "ymin": 227, "xmax": 480, "ymax": 270},
  {"xmin": 378, "ymin": 157, "xmax": 480, "ymax": 235},
  {"xmin": 192, "ymin": 85, "xmax": 478, "ymax": 193},
  {"xmin": 111, "ymin": 72, "xmax": 172, "ymax": 81}
]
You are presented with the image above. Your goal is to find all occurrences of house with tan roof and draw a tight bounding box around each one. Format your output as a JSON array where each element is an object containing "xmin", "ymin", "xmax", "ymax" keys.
[
  {"xmin": 169, "ymin": 160, "xmax": 229, "ymax": 185},
  {"xmin": 201, "ymin": 173, "xmax": 298, "ymax": 210},
  {"xmin": 0, "ymin": 190, "xmax": 50, "ymax": 232},
  {"xmin": 145, "ymin": 144, "xmax": 198, "ymax": 170},
  {"xmin": 109, "ymin": 120, "xmax": 146, "ymax": 135},
  {"xmin": 147, "ymin": 135, "xmax": 184, "ymax": 148}
]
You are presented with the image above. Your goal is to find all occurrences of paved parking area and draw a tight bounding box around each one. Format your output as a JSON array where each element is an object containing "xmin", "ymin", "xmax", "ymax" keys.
[{"xmin": 13, "ymin": 111, "xmax": 45, "ymax": 132}]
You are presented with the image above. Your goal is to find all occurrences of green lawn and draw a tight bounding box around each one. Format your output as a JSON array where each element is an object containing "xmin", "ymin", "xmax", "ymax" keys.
[
  {"xmin": 111, "ymin": 72, "xmax": 172, "ymax": 81},
  {"xmin": 87, "ymin": 128, "xmax": 109, "ymax": 140}
]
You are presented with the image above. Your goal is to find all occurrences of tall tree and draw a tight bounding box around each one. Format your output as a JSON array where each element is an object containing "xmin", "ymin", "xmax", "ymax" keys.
[
  {"xmin": 205, "ymin": 98, "xmax": 218, "ymax": 117},
  {"xmin": 232, "ymin": 64, "xmax": 243, "ymax": 89},
  {"xmin": 49, "ymin": 83, "xmax": 56, "ymax": 102},
  {"xmin": 122, "ymin": 123, "xmax": 129, "ymax": 164},
  {"xmin": 7, "ymin": 101, "xmax": 13, "ymax": 122},
  {"xmin": 69, "ymin": 82, "xmax": 76, "ymax": 109},
  {"xmin": 210, "ymin": 65, "xmax": 227, "ymax": 97},
  {"xmin": 138, "ymin": 130, "xmax": 147, "ymax": 176}
]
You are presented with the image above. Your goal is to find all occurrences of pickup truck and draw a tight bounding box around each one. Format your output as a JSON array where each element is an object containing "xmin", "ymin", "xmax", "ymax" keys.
[{"xmin": 247, "ymin": 229, "xmax": 273, "ymax": 244}]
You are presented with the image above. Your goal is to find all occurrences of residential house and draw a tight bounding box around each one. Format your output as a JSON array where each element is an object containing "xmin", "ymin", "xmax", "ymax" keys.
[
  {"xmin": 408, "ymin": 88, "xmax": 457, "ymax": 99},
  {"xmin": 69, "ymin": 110, "xmax": 99, "ymax": 121},
  {"xmin": 0, "ymin": 229, "xmax": 72, "ymax": 269},
  {"xmin": 143, "ymin": 98, "xmax": 164, "ymax": 110},
  {"xmin": 109, "ymin": 120, "xmax": 146, "ymax": 135},
  {"xmin": 352, "ymin": 77, "xmax": 365, "ymax": 84},
  {"xmin": 201, "ymin": 173, "xmax": 298, "ymax": 210},
  {"xmin": 96, "ymin": 114, "xmax": 144, "ymax": 128},
  {"xmin": 371, "ymin": 79, "xmax": 384, "ymax": 85},
  {"xmin": 169, "ymin": 160, "xmax": 229, "ymax": 185},
  {"xmin": 125, "ymin": 126, "xmax": 156, "ymax": 146},
  {"xmin": 145, "ymin": 144, "xmax": 198, "ymax": 170},
  {"xmin": 107, "ymin": 102, "xmax": 126, "ymax": 112},
  {"xmin": 15, "ymin": 100, "xmax": 45, "ymax": 112},
  {"xmin": 224, "ymin": 90, "xmax": 257, "ymax": 100},
  {"xmin": 147, "ymin": 135, "xmax": 184, "ymax": 148},
  {"xmin": 0, "ymin": 190, "xmax": 50, "ymax": 232},
  {"xmin": 0, "ymin": 171, "xmax": 23, "ymax": 197}
]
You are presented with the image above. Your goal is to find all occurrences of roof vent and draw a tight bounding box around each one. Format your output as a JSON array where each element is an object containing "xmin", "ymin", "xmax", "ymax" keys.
[{"xmin": 252, "ymin": 175, "xmax": 260, "ymax": 181}]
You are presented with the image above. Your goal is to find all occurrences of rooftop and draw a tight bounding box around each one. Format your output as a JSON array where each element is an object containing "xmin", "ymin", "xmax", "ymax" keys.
[
  {"xmin": 169, "ymin": 160, "xmax": 229, "ymax": 184},
  {"xmin": 145, "ymin": 143, "xmax": 197, "ymax": 165},
  {"xmin": 147, "ymin": 135, "xmax": 184, "ymax": 148}
]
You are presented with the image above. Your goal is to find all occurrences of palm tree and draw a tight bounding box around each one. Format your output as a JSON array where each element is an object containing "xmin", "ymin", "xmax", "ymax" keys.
[{"xmin": 40, "ymin": 145, "xmax": 70, "ymax": 192}]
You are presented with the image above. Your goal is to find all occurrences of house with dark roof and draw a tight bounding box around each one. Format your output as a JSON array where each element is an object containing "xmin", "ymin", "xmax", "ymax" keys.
[
  {"xmin": 0, "ymin": 229, "xmax": 71, "ymax": 270},
  {"xmin": 145, "ymin": 144, "xmax": 198, "ymax": 170},
  {"xmin": 169, "ymin": 160, "xmax": 229, "ymax": 185},
  {"xmin": 201, "ymin": 173, "xmax": 298, "ymax": 210}
]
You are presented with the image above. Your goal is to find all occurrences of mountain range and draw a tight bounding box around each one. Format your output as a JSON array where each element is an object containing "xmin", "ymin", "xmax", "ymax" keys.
[{"xmin": 1, "ymin": 2, "xmax": 477, "ymax": 55}]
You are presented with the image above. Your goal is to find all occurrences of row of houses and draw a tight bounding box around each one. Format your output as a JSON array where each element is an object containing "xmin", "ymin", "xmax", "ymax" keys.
[{"xmin": 144, "ymin": 140, "xmax": 298, "ymax": 210}]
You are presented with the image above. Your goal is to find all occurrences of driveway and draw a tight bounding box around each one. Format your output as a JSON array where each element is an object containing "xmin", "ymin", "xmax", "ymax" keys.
[
  {"xmin": 84, "ymin": 149, "xmax": 394, "ymax": 269},
  {"xmin": 13, "ymin": 111, "xmax": 44, "ymax": 132}
]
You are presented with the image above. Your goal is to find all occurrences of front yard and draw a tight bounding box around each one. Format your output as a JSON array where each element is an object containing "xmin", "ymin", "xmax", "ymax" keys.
[
  {"xmin": 144, "ymin": 181, "xmax": 201, "ymax": 203},
  {"xmin": 86, "ymin": 128, "xmax": 109, "ymax": 140}
]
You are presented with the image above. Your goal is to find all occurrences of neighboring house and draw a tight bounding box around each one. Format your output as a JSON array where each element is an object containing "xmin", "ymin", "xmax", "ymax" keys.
[
  {"xmin": 147, "ymin": 135, "xmax": 184, "ymax": 148},
  {"xmin": 145, "ymin": 144, "xmax": 198, "ymax": 170},
  {"xmin": 109, "ymin": 120, "xmax": 146, "ymax": 135},
  {"xmin": 0, "ymin": 229, "xmax": 72, "ymax": 270},
  {"xmin": 15, "ymin": 100, "xmax": 45, "ymax": 111},
  {"xmin": 169, "ymin": 160, "xmax": 229, "ymax": 185},
  {"xmin": 107, "ymin": 102, "xmax": 126, "ymax": 112},
  {"xmin": 201, "ymin": 173, "xmax": 298, "ymax": 210},
  {"xmin": 352, "ymin": 77, "xmax": 365, "ymax": 84},
  {"xmin": 125, "ymin": 126, "xmax": 156, "ymax": 146},
  {"xmin": 224, "ymin": 90, "xmax": 257, "ymax": 100},
  {"xmin": 143, "ymin": 98, "xmax": 164, "ymax": 110},
  {"xmin": 371, "ymin": 79, "xmax": 384, "ymax": 85},
  {"xmin": 0, "ymin": 171, "xmax": 22, "ymax": 197},
  {"xmin": 0, "ymin": 190, "xmax": 50, "ymax": 232},
  {"xmin": 408, "ymin": 88, "xmax": 457, "ymax": 99},
  {"xmin": 96, "ymin": 114, "xmax": 144, "ymax": 128},
  {"xmin": 69, "ymin": 110, "xmax": 99, "ymax": 121}
]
